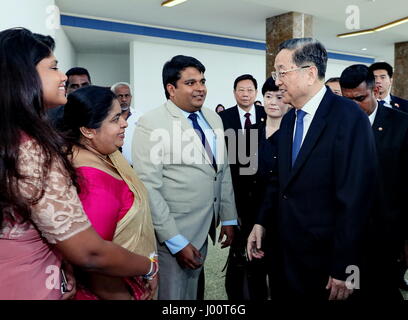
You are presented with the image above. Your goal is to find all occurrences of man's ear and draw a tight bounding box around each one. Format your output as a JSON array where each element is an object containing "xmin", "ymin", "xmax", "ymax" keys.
[
  {"xmin": 308, "ymin": 66, "xmax": 318, "ymax": 85},
  {"xmin": 166, "ymin": 83, "xmax": 176, "ymax": 98},
  {"xmin": 79, "ymin": 126, "xmax": 96, "ymax": 139}
]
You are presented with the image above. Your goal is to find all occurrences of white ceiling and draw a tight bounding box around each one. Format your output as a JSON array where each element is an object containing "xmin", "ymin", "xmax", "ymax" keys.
[{"xmin": 56, "ymin": 0, "xmax": 408, "ymax": 62}]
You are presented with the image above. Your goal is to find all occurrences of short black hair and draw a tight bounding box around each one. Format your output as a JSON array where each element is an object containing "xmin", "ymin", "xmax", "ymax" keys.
[
  {"xmin": 368, "ymin": 62, "xmax": 393, "ymax": 78},
  {"xmin": 162, "ymin": 55, "xmax": 205, "ymax": 99},
  {"xmin": 65, "ymin": 67, "xmax": 91, "ymax": 86},
  {"xmin": 325, "ymin": 77, "xmax": 340, "ymax": 84},
  {"xmin": 339, "ymin": 64, "xmax": 375, "ymax": 90},
  {"xmin": 233, "ymin": 74, "xmax": 257, "ymax": 90},
  {"xmin": 261, "ymin": 76, "xmax": 279, "ymax": 95}
]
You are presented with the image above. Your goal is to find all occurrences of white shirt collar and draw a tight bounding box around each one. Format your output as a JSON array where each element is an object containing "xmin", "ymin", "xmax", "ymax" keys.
[
  {"xmin": 237, "ymin": 104, "xmax": 255, "ymax": 118},
  {"xmin": 180, "ymin": 109, "xmax": 202, "ymax": 120},
  {"xmin": 368, "ymin": 103, "xmax": 379, "ymax": 126},
  {"xmin": 300, "ymin": 85, "xmax": 327, "ymax": 116},
  {"xmin": 383, "ymin": 93, "xmax": 391, "ymax": 104}
]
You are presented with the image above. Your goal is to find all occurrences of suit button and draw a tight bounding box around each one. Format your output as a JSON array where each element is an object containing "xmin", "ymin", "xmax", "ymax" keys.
[
  {"xmin": 283, "ymin": 194, "xmax": 288, "ymax": 200},
  {"xmin": 214, "ymin": 197, "xmax": 217, "ymax": 202},
  {"xmin": 214, "ymin": 176, "xmax": 217, "ymax": 181}
]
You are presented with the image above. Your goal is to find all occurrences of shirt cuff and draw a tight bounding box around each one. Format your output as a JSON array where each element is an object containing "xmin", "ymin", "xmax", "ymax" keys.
[
  {"xmin": 221, "ymin": 219, "xmax": 238, "ymax": 226},
  {"xmin": 165, "ymin": 234, "xmax": 190, "ymax": 254}
]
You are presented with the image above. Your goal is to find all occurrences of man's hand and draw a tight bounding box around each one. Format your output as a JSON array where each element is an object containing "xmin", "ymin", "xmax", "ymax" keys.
[
  {"xmin": 325, "ymin": 276, "xmax": 354, "ymax": 300},
  {"xmin": 247, "ymin": 224, "xmax": 265, "ymax": 261},
  {"xmin": 218, "ymin": 225, "xmax": 234, "ymax": 249},
  {"xmin": 175, "ymin": 243, "xmax": 203, "ymax": 269}
]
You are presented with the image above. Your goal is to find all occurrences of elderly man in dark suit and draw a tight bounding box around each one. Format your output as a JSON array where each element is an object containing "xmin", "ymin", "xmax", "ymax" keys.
[
  {"xmin": 340, "ymin": 64, "xmax": 408, "ymax": 300},
  {"xmin": 218, "ymin": 74, "xmax": 267, "ymax": 300},
  {"xmin": 247, "ymin": 38, "xmax": 378, "ymax": 300}
]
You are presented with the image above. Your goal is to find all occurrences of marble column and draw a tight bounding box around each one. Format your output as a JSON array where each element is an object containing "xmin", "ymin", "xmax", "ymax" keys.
[
  {"xmin": 266, "ymin": 12, "xmax": 313, "ymax": 78},
  {"xmin": 393, "ymin": 42, "xmax": 408, "ymax": 99}
]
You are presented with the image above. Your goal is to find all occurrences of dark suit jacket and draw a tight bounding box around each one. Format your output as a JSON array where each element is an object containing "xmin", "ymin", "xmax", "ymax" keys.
[
  {"xmin": 359, "ymin": 103, "xmax": 408, "ymax": 298},
  {"xmin": 390, "ymin": 95, "xmax": 408, "ymax": 113},
  {"xmin": 257, "ymin": 88, "xmax": 378, "ymax": 298},
  {"xmin": 218, "ymin": 105, "xmax": 266, "ymax": 241},
  {"xmin": 371, "ymin": 104, "xmax": 408, "ymax": 245}
]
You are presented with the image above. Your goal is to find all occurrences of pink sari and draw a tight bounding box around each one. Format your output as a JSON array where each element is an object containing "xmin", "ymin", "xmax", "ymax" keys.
[{"xmin": 73, "ymin": 150, "xmax": 156, "ymax": 300}]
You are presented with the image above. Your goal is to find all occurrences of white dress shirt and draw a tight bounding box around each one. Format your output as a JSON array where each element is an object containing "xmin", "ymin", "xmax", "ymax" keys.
[
  {"xmin": 378, "ymin": 93, "xmax": 392, "ymax": 109},
  {"xmin": 122, "ymin": 112, "xmax": 138, "ymax": 165},
  {"xmin": 368, "ymin": 104, "xmax": 379, "ymax": 126},
  {"xmin": 237, "ymin": 104, "xmax": 256, "ymax": 130},
  {"xmin": 294, "ymin": 86, "xmax": 327, "ymax": 146}
]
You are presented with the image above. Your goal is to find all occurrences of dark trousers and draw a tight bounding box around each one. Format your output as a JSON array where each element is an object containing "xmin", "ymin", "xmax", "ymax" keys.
[{"xmin": 225, "ymin": 244, "xmax": 269, "ymax": 300}]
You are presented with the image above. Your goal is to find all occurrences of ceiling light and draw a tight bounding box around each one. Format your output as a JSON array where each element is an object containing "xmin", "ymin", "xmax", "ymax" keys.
[
  {"xmin": 375, "ymin": 17, "xmax": 408, "ymax": 31},
  {"xmin": 361, "ymin": 48, "xmax": 367, "ymax": 51},
  {"xmin": 337, "ymin": 16, "xmax": 408, "ymax": 38},
  {"xmin": 337, "ymin": 29, "xmax": 375, "ymax": 38},
  {"xmin": 161, "ymin": 0, "xmax": 189, "ymax": 7}
]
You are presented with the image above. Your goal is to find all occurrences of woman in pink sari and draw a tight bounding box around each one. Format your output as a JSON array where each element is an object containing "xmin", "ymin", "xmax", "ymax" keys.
[
  {"xmin": 0, "ymin": 28, "xmax": 155, "ymax": 300},
  {"xmin": 61, "ymin": 86, "xmax": 157, "ymax": 300}
]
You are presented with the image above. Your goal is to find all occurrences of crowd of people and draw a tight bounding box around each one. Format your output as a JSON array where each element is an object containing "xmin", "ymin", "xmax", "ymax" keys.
[{"xmin": 0, "ymin": 27, "xmax": 407, "ymax": 301}]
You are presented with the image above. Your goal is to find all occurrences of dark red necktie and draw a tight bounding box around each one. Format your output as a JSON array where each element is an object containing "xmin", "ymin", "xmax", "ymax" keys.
[{"xmin": 244, "ymin": 113, "xmax": 252, "ymax": 130}]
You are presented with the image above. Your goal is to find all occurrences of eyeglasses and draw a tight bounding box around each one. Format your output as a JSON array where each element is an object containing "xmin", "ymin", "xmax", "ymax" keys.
[{"xmin": 271, "ymin": 66, "xmax": 311, "ymax": 81}]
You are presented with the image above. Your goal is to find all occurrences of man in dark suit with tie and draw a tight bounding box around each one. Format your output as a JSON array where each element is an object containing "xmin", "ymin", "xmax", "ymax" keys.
[
  {"xmin": 247, "ymin": 38, "xmax": 378, "ymax": 300},
  {"xmin": 340, "ymin": 64, "xmax": 408, "ymax": 300},
  {"xmin": 369, "ymin": 62, "xmax": 408, "ymax": 113},
  {"xmin": 218, "ymin": 74, "xmax": 267, "ymax": 300}
]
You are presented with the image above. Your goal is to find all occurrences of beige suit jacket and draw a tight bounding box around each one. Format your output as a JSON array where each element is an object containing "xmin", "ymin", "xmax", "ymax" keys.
[{"xmin": 132, "ymin": 100, "xmax": 237, "ymax": 250}]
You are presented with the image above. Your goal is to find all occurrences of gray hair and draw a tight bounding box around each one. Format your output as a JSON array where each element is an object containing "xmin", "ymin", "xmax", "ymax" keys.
[
  {"xmin": 110, "ymin": 82, "xmax": 133, "ymax": 96},
  {"xmin": 278, "ymin": 38, "xmax": 327, "ymax": 80}
]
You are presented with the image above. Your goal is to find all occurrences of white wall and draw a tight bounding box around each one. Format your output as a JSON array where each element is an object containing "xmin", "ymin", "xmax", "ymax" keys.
[
  {"xmin": 54, "ymin": 28, "xmax": 76, "ymax": 73},
  {"xmin": 0, "ymin": 0, "xmax": 77, "ymax": 73},
  {"xmin": 77, "ymin": 53, "xmax": 130, "ymax": 87},
  {"xmin": 326, "ymin": 58, "xmax": 369, "ymax": 80},
  {"xmin": 131, "ymin": 39, "xmax": 265, "ymax": 119},
  {"xmin": 0, "ymin": 0, "xmax": 55, "ymax": 34}
]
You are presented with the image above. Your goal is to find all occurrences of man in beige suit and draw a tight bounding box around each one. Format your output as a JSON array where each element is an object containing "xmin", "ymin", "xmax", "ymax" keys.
[{"xmin": 132, "ymin": 55, "xmax": 237, "ymax": 300}]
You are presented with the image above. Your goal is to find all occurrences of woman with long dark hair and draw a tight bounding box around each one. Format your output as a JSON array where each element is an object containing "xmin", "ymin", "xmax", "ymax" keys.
[{"xmin": 0, "ymin": 28, "xmax": 156, "ymax": 300}]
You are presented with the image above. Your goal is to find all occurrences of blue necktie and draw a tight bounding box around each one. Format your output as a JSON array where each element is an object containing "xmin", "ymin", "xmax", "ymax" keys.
[
  {"xmin": 292, "ymin": 109, "xmax": 306, "ymax": 166},
  {"xmin": 188, "ymin": 113, "xmax": 217, "ymax": 171}
]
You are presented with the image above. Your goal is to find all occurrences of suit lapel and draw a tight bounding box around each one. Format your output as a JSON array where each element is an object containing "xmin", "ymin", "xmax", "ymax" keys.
[
  {"xmin": 284, "ymin": 90, "xmax": 332, "ymax": 188},
  {"xmin": 279, "ymin": 109, "xmax": 296, "ymax": 188},
  {"xmin": 255, "ymin": 105, "xmax": 266, "ymax": 123},
  {"xmin": 201, "ymin": 107, "xmax": 224, "ymax": 168},
  {"xmin": 165, "ymin": 101, "xmax": 213, "ymax": 167},
  {"xmin": 230, "ymin": 106, "xmax": 243, "ymax": 131},
  {"xmin": 372, "ymin": 103, "xmax": 388, "ymax": 144}
]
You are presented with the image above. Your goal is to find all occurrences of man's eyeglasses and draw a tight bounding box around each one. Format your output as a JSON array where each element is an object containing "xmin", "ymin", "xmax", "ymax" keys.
[{"xmin": 271, "ymin": 66, "xmax": 311, "ymax": 81}]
